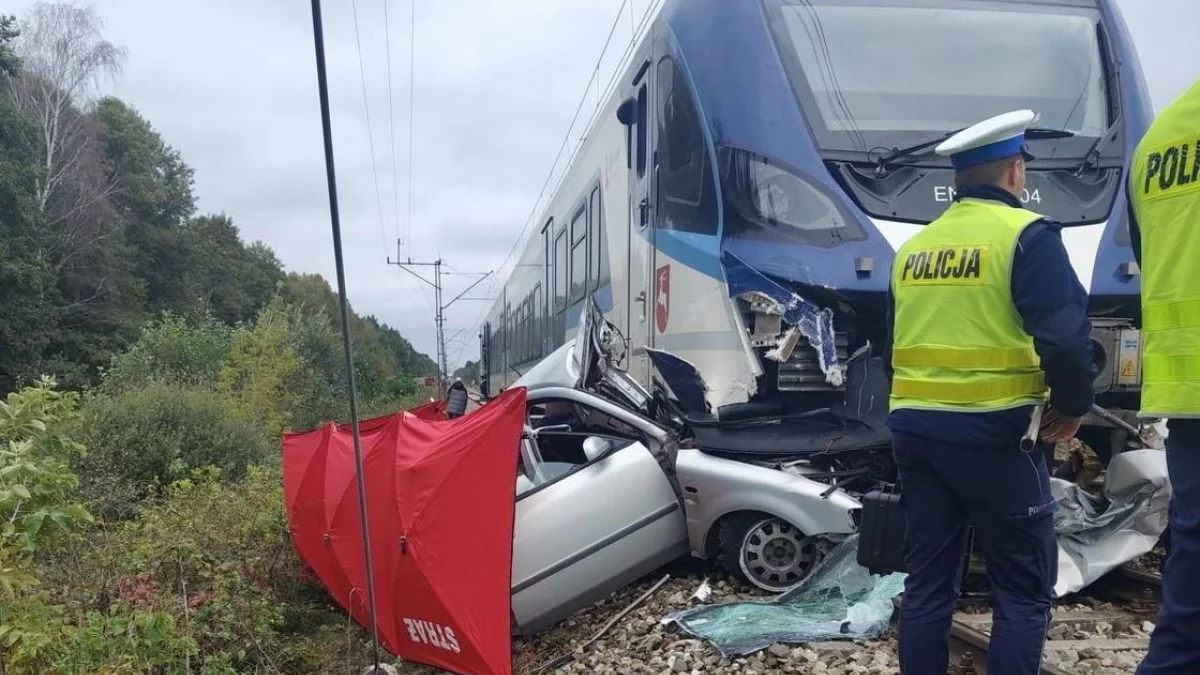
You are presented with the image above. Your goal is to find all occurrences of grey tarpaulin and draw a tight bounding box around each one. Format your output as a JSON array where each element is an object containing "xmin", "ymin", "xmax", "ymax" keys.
[
  {"xmin": 1052, "ymin": 448, "xmax": 1171, "ymax": 596},
  {"xmin": 663, "ymin": 535, "xmax": 905, "ymax": 657}
]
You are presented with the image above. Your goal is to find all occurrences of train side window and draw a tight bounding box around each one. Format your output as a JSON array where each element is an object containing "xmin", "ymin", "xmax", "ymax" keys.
[
  {"xmin": 636, "ymin": 84, "xmax": 648, "ymax": 179},
  {"xmin": 542, "ymin": 218, "xmax": 553, "ymax": 317},
  {"xmin": 495, "ymin": 325, "xmax": 504, "ymax": 372},
  {"xmin": 518, "ymin": 300, "xmax": 525, "ymax": 363},
  {"xmin": 554, "ymin": 231, "xmax": 567, "ymax": 313},
  {"xmin": 525, "ymin": 299, "xmax": 533, "ymax": 362},
  {"xmin": 656, "ymin": 56, "xmax": 717, "ymax": 236},
  {"xmin": 532, "ymin": 283, "xmax": 542, "ymax": 357},
  {"xmin": 570, "ymin": 205, "xmax": 587, "ymax": 303},
  {"xmin": 520, "ymin": 301, "xmax": 529, "ymax": 363},
  {"xmin": 524, "ymin": 297, "xmax": 532, "ymax": 362},
  {"xmin": 505, "ymin": 304, "xmax": 512, "ymax": 366},
  {"xmin": 512, "ymin": 304, "xmax": 519, "ymax": 364},
  {"xmin": 589, "ymin": 186, "xmax": 607, "ymax": 290}
]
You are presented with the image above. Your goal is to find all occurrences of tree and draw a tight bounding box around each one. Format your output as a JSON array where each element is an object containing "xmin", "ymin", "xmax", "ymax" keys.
[
  {"xmin": 100, "ymin": 311, "xmax": 233, "ymax": 392},
  {"xmin": 279, "ymin": 273, "xmax": 438, "ymax": 387},
  {"xmin": 0, "ymin": 15, "xmax": 19, "ymax": 76},
  {"xmin": 180, "ymin": 214, "xmax": 283, "ymax": 325},
  {"xmin": 1, "ymin": 5, "xmax": 143, "ymax": 390},
  {"xmin": 93, "ymin": 97, "xmax": 196, "ymax": 314},
  {"xmin": 454, "ymin": 360, "xmax": 480, "ymax": 384},
  {"xmin": 6, "ymin": 2, "xmax": 124, "ymax": 217},
  {"xmin": 0, "ymin": 80, "xmax": 55, "ymax": 393}
]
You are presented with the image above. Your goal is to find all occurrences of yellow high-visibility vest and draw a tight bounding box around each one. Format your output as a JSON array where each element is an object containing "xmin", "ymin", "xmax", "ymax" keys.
[
  {"xmin": 1129, "ymin": 79, "xmax": 1200, "ymax": 418},
  {"xmin": 890, "ymin": 198, "xmax": 1049, "ymax": 412}
]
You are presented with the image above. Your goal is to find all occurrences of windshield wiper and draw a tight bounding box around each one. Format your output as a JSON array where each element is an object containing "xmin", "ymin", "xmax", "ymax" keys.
[
  {"xmin": 1072, "ymin": 113, "xmax": 1124, "ymax": 176},
  {"xmin": 872, "ymin": 127, "xmax": 1076, "ymax": 178}
]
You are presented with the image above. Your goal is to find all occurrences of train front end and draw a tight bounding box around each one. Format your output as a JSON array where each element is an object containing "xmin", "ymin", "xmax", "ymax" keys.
[{"xmin": 658, "ymin": 0, "xmax": 1153, "ymax": 452}]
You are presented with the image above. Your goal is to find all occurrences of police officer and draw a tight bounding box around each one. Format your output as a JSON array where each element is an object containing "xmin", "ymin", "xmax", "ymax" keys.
[
  {"xmin": 884, "ymin": 110, "xmax": 1098, "ymax": 675},
  {"xmin": 1131, "ymin": 78, "xmax": 1200, "ymax": 675}
]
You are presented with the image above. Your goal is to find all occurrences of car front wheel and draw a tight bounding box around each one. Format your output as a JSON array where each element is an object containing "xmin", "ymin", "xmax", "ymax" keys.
[{"xmin": 718, "ymin": 514, "xmax": 831, "ymax": 593}]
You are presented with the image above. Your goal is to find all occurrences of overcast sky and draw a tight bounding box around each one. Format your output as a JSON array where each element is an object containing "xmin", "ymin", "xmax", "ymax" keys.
[{"xmin": 10, "ymin": 0, "xmax": 1200, "ymax": 368}]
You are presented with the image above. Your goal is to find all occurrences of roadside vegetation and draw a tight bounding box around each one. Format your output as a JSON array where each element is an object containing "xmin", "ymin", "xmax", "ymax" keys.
[{"xmin": 0, "ymin": 5, "xmax": 436, "ymax": 672}]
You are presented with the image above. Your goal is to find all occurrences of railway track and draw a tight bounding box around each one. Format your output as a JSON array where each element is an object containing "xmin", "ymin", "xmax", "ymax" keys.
[{"xmin": 944, "ymin": 564, "xmax": 1162, "ymax": 675}]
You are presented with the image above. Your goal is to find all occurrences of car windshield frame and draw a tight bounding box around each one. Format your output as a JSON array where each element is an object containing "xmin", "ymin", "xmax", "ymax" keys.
[{"xmin": 761, "ymin": 0, "xmax": 1120, "ymax": 163}]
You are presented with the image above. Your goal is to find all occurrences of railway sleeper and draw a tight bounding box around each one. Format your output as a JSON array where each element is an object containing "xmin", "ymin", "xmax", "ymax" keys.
[{"xmin": 952, "ymin": 609, "xmax": 1153, "ymax": 675}]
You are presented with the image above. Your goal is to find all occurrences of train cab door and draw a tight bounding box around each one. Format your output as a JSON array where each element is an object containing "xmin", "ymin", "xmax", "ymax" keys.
[{"xmin": 619, "ymin": 42, "xmax": 657, "ymax": 385}]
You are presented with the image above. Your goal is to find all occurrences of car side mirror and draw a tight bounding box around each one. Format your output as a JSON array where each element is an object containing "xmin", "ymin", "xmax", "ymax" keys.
[
  {"xmin": 616, "ymin": 97, "xmax": 636, "ymax": 126},
  {"xmin": 582, "ymin": 436, "xmax": 613, "ymax": 462}
]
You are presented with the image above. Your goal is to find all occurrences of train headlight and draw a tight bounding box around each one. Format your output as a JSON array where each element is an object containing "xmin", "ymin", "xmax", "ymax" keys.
[{"xmin": 720, "ymin": 146, "xmax": 863, "ymax": 246}]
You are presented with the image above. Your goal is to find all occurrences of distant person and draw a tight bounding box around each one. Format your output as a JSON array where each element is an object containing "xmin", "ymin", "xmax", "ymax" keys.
[{"xmin": 445, "ymin": 379, "xmax": 468, "ymax": 419}]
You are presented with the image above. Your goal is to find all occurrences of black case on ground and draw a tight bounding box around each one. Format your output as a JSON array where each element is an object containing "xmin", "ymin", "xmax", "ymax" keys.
[{"xmin": 856, "ymin": 486, "xmax": 907, "ymax": 575}]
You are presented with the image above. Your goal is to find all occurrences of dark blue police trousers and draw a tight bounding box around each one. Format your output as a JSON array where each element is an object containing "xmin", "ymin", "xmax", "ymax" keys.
[
  {"xmin": 892, "ymin": 431, "xmax": 1057, "ymax": 675},
  {"xmin": 1138, "ymin": 419, "xmax": 1200, "ymax": 675}
]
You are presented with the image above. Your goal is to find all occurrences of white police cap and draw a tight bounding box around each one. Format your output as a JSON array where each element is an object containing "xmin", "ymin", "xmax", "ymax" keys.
[{"xmin": 935, "ymin": 110, "xmax": 1039, "ymax": 170}]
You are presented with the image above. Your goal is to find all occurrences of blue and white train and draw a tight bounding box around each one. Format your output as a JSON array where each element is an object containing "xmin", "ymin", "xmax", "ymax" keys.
[{"xmin": 481, "ymin": 0, "xmax": 1154, "ymax": 457}]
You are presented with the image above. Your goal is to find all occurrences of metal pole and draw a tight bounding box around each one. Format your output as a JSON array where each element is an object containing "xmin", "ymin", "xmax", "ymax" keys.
[
  {"xmin": 434, "ymin": 259, "xmax": 446, "ymax": 395},
  {"xmin": 308, "ymin": 0, "xmax": 381, "ymax": 668},
  {"xmin": 439, "ymin": 262, "xmax": 449, "ymax": 388}
]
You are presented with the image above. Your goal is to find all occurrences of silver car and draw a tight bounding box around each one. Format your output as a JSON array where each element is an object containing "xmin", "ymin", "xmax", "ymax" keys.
[{"xmin": 506, "ymin": 298, "xmax": 867, "ymax": 636}]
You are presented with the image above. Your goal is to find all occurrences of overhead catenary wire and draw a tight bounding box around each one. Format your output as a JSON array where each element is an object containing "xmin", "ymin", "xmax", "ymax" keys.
[
  {"xmin": 489, "ymin": 0, "xmax": 643, "ymax": 287},
  {"xmin": 477, "ymin": 0, "xmax": 661, "ymax": 344},
  {"xmin": 384, "ymin": 0, "xmax": 401, "ymax": 244},
  {"xmin": 307, "ymin": 0, "xmax": 383, "ymax": 670},
  {"xmin": 406, "ymin": 0, "xmax": 416, "ymax": 257},
  {"xmin": 350, "ymin": 0, "xmax": 391, "ymax": 253}
]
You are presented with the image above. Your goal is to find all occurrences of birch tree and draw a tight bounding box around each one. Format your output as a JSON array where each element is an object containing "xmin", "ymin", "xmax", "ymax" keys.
[{"xmin": 6, "ymin": 3, "xmax": 124, "ymax": 217}]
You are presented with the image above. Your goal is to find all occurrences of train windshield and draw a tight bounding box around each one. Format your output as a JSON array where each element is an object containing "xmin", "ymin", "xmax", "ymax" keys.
[{"xmin": 764, "ymin": 0, "xmax": 1112, "ymax": 157}]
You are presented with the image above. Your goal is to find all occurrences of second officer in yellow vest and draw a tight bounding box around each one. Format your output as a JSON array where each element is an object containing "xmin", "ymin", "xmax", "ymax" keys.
[
  {"xmin": 1129, "ymin": 77, "xmax": 1200, "ymax": 675},
  {"xmin": 884, "ymin": 110, "xmax": 1099, "ymax": 675}
]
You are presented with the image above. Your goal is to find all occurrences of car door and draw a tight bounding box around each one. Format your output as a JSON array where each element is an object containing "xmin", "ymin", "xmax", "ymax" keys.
[{"xmin": 509, "ymin": 391, "xmax": 688, "ymax": 636}]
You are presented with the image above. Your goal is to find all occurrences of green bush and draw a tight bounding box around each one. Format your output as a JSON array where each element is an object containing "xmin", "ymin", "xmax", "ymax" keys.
[
  {"xmin": 100, "ymin": 311, "xmax": 233, "ymax": 393},
  {"xmin": 16, "ymin": 468, "xmax": 388, "ymax": 674},
  {"xmin": 0, "ymin": 378, "xmax": 91, "ymax": 594},
  {"xmin": 218, "ymin": 293, "xmax": 426, "ymax": 434},
  {"xmin": 77, "ymin": 383, "xmax": 270, "ymax": 517}
]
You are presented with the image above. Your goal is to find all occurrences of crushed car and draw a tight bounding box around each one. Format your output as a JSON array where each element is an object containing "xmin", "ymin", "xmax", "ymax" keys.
[
  {"xmin": 504, "ymin": 297, "xmax": 889, "ymax": 635},
  {"xmin": 497, "ymin": 295, "xmax": 1168, "ymax": 636}
]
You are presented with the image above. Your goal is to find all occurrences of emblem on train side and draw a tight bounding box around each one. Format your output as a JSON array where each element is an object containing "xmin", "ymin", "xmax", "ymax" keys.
[{"xmin": 656, "ymin": 265, "xmax": 670, "ymax": 333}]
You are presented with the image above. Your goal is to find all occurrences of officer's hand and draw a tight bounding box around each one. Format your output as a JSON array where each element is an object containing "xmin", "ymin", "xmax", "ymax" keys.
[{"xmin": 1041, "ymin": 409, "xmax": 1083, "ymax": 444}]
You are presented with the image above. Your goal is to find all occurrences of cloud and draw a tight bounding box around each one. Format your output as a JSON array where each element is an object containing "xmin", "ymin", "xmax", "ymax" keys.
[{"xmin": 9, "ymin": 0, "xmax": 1196, "ymax": 369}]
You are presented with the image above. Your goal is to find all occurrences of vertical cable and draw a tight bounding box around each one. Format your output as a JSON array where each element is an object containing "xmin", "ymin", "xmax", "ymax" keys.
[
  {"xmin": 407, "ymin": 0, "xmax": 417, "ymax": 257},
  {"xmin": 308, "ymin": 0, "xmax": 382, "ymax": 668},
  {"xmin": 350, "ymin": 0, "xmax": 390, "ymax": 251},
  {"xmin": 384, "ymin": 0, "xmax": 402, "ymax": 244}
]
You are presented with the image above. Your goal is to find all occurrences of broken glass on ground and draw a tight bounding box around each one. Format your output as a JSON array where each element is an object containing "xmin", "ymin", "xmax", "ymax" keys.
[{"xmin": 663, "ymin": 535, "xmax": 905, "ymax": 657}]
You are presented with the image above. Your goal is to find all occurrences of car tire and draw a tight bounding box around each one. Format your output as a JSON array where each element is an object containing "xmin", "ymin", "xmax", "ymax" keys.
[{"xmin": 716, "ymin": 513, "xmax": 829, "ymax": 594}]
